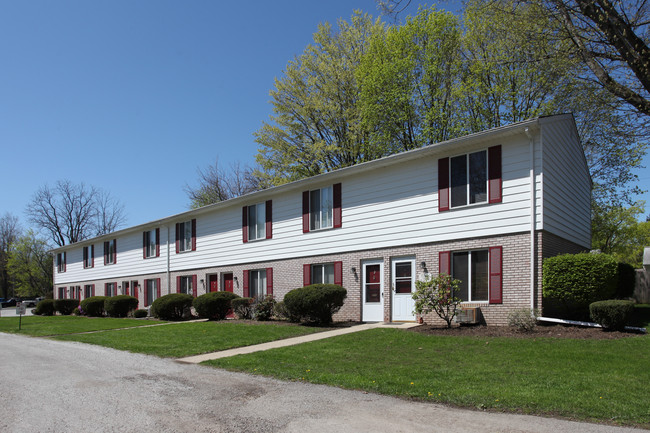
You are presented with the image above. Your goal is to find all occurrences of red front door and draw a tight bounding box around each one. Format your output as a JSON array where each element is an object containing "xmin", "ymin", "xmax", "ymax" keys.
[
  {"xmin": 223, "ymin": 273, "xmax": 234, "ymax": 293},
  {"xmin": 209, "ymin": 274, "xmax": 219, "ymax": 292},
  {"xmin": 131, "ymin": 280, "xmax": 139, "ymax": 301}
]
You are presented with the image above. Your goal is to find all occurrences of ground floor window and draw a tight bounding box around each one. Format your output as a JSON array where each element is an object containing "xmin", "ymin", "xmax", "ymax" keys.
[
  {"xmin": 58, "ymin": 287, "xmax": 66, "ymax": 299},
  {"xmin": 452, "ymin": 250, "xmax": 488, "ymax": 302},
  {"xmin": 179, "ymin": 276, "xmax": 193, "ymax": 295},
  {"xmin": 69, "ymin": 286, "xmax": 81, "ymax": 299},
  {"xmin": 311, "ymin": 263, "xmax": 334, "ymax": 284},
  {"xmin": 145, "ymin": 279, "xmax": 158, "ymax": 306},
  {"xmin": 105, "ymin": 282, "xmax": 117, "ymax": 297},
  {"xmin": 249, "ymin": 269, "xmax": 267, "ymax": 299},
  {"xmin": 84, "ymin": 285, "xmax": 94, "ymax": 298}
]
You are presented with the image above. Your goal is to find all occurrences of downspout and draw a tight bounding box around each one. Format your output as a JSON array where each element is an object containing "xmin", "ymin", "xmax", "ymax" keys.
[
  {"xmin": 525, "ymin": 127, "xmax": 535, "ymax": 311},
  {"xmin": 167, "ymin": 225, "xmax": 171, "ymax": 295}
]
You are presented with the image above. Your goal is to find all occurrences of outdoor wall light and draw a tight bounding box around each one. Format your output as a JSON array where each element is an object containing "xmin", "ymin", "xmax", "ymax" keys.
[
  {"xmin": 420, "ymin": 261, "xmax": 427, "ymax": 269},
  {"xmin": 351, "ymin": 266, "xmax": 356, "ymax": 273}
]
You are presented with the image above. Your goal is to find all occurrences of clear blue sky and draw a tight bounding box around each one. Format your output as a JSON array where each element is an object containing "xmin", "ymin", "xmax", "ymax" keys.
[{"xmin": 1, "ymin": 0, "xmax": 648, "ymax": 236}]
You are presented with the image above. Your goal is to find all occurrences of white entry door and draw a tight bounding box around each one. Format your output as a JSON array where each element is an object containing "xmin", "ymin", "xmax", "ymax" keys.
[
  {"xmin": 392, "ymin": 258, "xmax": 416, "ymax": 321},
  {"xmin": 362, "ymin": 260, "xmax": 384, "ymax": 322}
]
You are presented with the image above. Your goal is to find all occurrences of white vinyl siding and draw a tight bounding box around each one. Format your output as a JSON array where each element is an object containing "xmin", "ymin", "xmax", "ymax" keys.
[{"xmin": 52, "ymin": 116, "xmax": 589, "ymax": 285}]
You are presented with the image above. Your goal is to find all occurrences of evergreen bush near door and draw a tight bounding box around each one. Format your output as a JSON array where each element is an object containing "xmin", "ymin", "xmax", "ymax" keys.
[
  {"xmin": 104, "ymin": 295, "xmax": 139, "ymax": 318},
  {"xmin": 53, "ymin": 299, "xmax": 80, "ymax": 315},
  {"xmin": 283, "ymin": 284, "xmax": 347, "ymax": 325},
  {"xmin": 81, "ymin": 296, "xmax": 108, "ymax": 317},
  {"xmin": 150, "ymin": 293, "xmax": 193, "ymax": 321},
  {"xmin": 193, "ymin": 292, "xmax": 240, "ymax": 320}
]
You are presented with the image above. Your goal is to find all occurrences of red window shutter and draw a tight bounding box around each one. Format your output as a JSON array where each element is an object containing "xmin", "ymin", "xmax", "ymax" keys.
[
  {"xmin": 266, "ymin": 267, "xmax": 273, "ymax": 296},
  {"xmin": 104, "ymin": 242, "xmax": 108, "ymax": 265},
  {"xmin": 155, "ymin": 228, "xmax": 160, "ymax": 257},
  {"xmin": 265, "ymin": 200, "xmax": 272, "ymax": 239},
  {"xmin": 133, "ymin": 282, "xmax": 138, "ymax": 300},
  {"xmin": 113, "ymin": 240, "xmax": 117, "ymax": 264},
  {"xmin": 90, "ymin": 245, "xmax": 94, "ymax": 268},
  {"xmin": 243, "ymin": 270, "xmax": 249, "ymax": 297},
  {"xmin": 242, "ymin": 206, "xmax": 248, "ymax": 243},
  {"xmin": 192, "ymin": 275, "xmax": 198, "ymax": 297},
  {"xmin": 63, "ymin": 287, "xmax": 67, "ymax": 299},
  {"xmin": 303, "ymin": 264, "xmax": 311, "ymax": 286},
  {"xmin": 333, "ymin": 183, "xmax": 342, "ymax": 228},
  {"xmin": 191, "ymin": 219, "xmax": 197, "ymax": 251},
  {"xmin": 63, "ymin": 253, "xmax": 66, "ymax": 272},
  {"xmin": 489, "ymin": 246, "xmax": 503, "ymax": 304},
  {"xmin": 334, "ymin": 261, "xmax": 343, "ymax": 286},
  {"xmin": 91, "ymin": 284, "xmax": 95, "ymax": 297},
  {"xmin": 302, "ymin": 190, "xmax": 310, "ymax": 233},
  {"xmin": 104, "ymin": 283, "xmax": 108, "ymax": 296},
  {"xmin": 438, "ymin": 157, "xmax": 450, "ymax": 211},
  {"xmin": 142, "ymin": 232, "xmax": 147, "ymax": 259},
  {"xmin": 176, "ymin": 276, "xmax": 181, "ymax": 294},
  {"xmin": 488, "ymin": 145, "xmax": 502, "ymax": 204},
  {"xmin": 439, "ymin": 251, "xmax": 451, "ymax": 275},
  {"xmin": 156, "ymin": 278, "xmax": 161, "ymax": 299},
  {"xmin": 175, "ymin": 223, "xmax": 180, "ymax": 253}
]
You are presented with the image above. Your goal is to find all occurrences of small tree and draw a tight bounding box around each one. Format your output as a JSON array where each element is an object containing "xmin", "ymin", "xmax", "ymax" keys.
[{"xmin": 412, "ymin": 273, "xmax": 462, "ymax": 328}]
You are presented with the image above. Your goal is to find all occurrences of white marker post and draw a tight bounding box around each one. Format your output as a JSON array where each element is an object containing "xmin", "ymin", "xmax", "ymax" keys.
[{"xmin": 16, "ymin": 302, "xmax": 26, "ymax": 330}]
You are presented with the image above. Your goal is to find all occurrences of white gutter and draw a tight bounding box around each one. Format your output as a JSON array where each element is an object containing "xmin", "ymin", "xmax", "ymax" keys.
[
  {"xmin": 538, "ymin": 317, "xmax": 647, "ymax": 334},
  {"xmin": 525, "ymin": 127, "xmax": 535, "ymax": 310}
]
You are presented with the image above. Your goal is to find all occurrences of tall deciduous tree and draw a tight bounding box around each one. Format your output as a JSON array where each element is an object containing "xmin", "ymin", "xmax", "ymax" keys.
[
  {"xmin": 255, "ymin": 12, "xmax": 386, "ymax": 185},
  {"xmin": 185, "ymin": 159, "xmax": 261, "ymax": 209},
  {"xmin": 26, "ymin": 180, "xmax": 126, "ymax": 247},
  {"xmin": 7, "ymin": 230, "xmax": 53, "ymax": 297},
  {"xmin": 0, "ymin": 213, "xmax": 21, "ymax": 299}
]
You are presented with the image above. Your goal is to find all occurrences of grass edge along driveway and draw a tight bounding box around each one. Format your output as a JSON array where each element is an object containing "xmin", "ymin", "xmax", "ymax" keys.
[
  {"xmin": 0, "ymin": 315, "xmax": 163, "ymax": 336},
  {"xmin": 206, "ymin": 327, "xmax": 650, "ymax": 429},
  {"xmin": 52, "ymin": 321, "xmax": 327, "ymax": 358}
]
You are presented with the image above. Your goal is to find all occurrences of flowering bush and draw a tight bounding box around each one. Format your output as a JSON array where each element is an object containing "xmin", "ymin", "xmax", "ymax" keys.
[{"xmin": 412, "ymin": 274, "xmax": 462, "ymax": 328}]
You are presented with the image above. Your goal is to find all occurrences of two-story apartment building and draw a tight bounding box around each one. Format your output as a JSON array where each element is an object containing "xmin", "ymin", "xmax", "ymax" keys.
[{"xmin": 51, "ymin": 114, "xmax": 591, "ymax": 325}]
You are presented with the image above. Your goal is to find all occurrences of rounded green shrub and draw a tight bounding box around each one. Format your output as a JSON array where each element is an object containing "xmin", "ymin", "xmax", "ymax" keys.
[
  {"xmin": 590, "ymin": 300, "xmax": 635, "ymax": 331},
  {"xmin": 133, "ymin": 309, "xmax": 148, "ymax": 318},
  {"xmin": 542, "ymin": 253, "xmax": 617, "ymax": 320},
  {"xmin": 34, "ymin": 299, "xmax": 55, "ymax": 316},
  {"xmin": 150, "ymin": 293, "xmax": 194, "ymax": 321},
  {"xmin": 193, "ymin": 291, "xmax": 240, "ymax": 320},
  {"xmin": 53, "ymin": 298, "xmax": 80, "ymax": 315},
  {"xmin": 81, "ymin": 296, "xmax": 108, "ymax": 317},
  {"xmin": 232, "ymin": 297, "xmax": 253, "ymax": 319},
  {"xmin": 283, "ymin": 284, "xmax": 347, "ymax": 325},
  {"xmin": 254, "ymin": 295, "xmax": 276, "ymax": 321},
  {"xmin": 104, "ymin": 295, "xmax": 139, "ymax": 318}
]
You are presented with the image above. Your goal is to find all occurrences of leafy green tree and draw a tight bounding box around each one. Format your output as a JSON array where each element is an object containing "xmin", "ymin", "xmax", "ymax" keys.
[
  {"xmin": 0, "ymin": 213, "xmax": 21, "ymax": 299},
  {"xmin": 358, "ymin": 7, "xmax": 463, "ymax": 150},
  {"xmin": 254, "ymin": 12, "xmax": 386, "ymax": 185},
  {"xmin": 7, "ymin": 230, "xmax": 53, "ymax": 297},
  {"xmin": 592, "ymin": 201, "xmax": 650, "ymax": 267}
]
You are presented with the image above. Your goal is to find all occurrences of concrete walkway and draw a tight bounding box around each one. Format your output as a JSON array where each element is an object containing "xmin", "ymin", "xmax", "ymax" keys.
[{"xmin": 177, "ymin": 321, "xmax": 419, "ymax": 364}]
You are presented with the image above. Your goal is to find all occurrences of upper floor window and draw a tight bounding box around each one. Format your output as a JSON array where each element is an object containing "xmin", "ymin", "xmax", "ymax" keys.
[
  {"xmin": 56, "ymin": 252, "xmax": 66, "ymax": 273},
  {"xmin": 302, "ymin": 183, "xmax": 342, "ymax": 233},
  {"xmin": 450, "ymin": 150, "xmax": 487, "ymax": 207},
  {"xmin": 104, "ymin": 239, "xmax": 116, "ymax": 265},
  {"xmin": 242, "ymin": 201, "xmax": 272, "ymax": 242},
  {"xmin": 83, "ymin": 245, "xmax": 94, "ymax": 268},
  {"xmin": 175, "ymin": 219, "xmax": 196, "ymax": 253},
  {"xmin": 143, "ymin": 228, "xmax": 160, "ymax": 258},
  {"xmin": 438, "ymin": 145, "xmax": 501, "ymax": 211}
]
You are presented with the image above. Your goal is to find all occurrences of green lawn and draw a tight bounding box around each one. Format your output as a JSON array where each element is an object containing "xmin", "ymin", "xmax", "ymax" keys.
[
  {"xmin": 54, "ymin": 321, "xmax": 327, "ymax": 357},
  {"xmin": 207, "ymin": 328, "xmax": 650, "ymax": 428},
  {"xmin": 0, "ymin": 315, "xmax": 160, "ymax": 336}
]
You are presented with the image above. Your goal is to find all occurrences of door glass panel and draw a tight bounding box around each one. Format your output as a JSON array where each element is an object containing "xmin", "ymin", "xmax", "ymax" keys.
[
  {"xmin": 394, "ymin": 262, "xmax": 412, "ymax": 293},
  {"xmin": 365, "ymin": 265, "xmax": 380, "ymax": 303}
]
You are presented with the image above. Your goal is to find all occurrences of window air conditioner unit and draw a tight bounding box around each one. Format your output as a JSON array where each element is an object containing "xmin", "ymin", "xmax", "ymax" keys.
[{"xmin": 455, "ymin": 307, "xmax": 479, "ymax": 324}]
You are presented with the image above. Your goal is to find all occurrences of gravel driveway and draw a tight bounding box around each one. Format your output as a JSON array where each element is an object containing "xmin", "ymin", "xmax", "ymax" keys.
[{"xmin": 0, "ymin": 333, "xmax": 643, "ymax": 433}]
